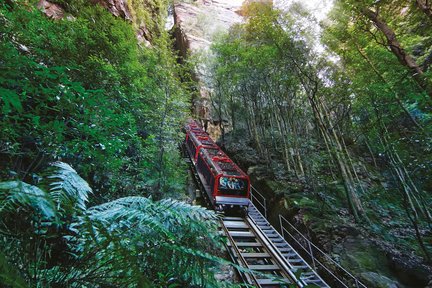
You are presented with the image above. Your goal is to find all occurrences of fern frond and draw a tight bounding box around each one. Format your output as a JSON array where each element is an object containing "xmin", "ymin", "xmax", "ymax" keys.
[
  {"xmin": 158, "ymin": 198, "xmax": 219, "ymax": 222},
  {"xmin": 86, "ymin": 197, "xmax": 173, "ymax": 240},
  {"xmin": 0, "ymin": 251, "xmax": 28, "ymax": 288},
  {"xmin": 48, "ymin": 162, "xmax": 92, "ymax": 213},
  {"xmin": 0, "ymin": 181, "xmax": 56, "ymax": 219}
]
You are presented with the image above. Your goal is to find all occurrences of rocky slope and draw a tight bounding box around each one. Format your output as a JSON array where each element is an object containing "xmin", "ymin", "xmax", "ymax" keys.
[{"xmin": 174, "ymin": 0, "xmax": 244, "ymax": 55}]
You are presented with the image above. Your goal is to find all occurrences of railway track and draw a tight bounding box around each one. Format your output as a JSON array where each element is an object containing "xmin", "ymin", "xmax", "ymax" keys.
[
  {"xmin": 183, "ymin": 144, "xmax": 330, "ymax": 287},
  {"xmin": 221, "ymin": 204, "xmax": 329, "ymax": 288}
]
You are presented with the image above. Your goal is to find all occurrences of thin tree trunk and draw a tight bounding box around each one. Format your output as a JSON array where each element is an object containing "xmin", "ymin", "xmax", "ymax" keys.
[
  {"xmin": 365, "ymin": 138, "xmax": 378, "ymax": 168},
  {"xmin": 361, "ymin": 7, "xmax": 432, "ymax": 99},
  {"xmin": 415, "ymin": 0, "xmax": 432, "ymax": 20}
]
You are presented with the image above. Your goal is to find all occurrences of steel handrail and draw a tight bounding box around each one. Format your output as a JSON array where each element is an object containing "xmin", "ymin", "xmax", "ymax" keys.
[
  {"xmin": 250, "ymin": 185, "xmax": 267, "ymax": 218},
  {"xmin": 248, "ymin": 183, "xmax": 366, "ymax": 288}
]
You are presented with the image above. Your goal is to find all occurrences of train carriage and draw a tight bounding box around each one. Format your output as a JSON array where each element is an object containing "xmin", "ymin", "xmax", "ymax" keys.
[
  {"xmin": 184, "ymin": 120, "xmax": 250, "ymax": 212},
  {"xmin": 185, "ymin": 125, "xmax": 218, "ymax": 163}
]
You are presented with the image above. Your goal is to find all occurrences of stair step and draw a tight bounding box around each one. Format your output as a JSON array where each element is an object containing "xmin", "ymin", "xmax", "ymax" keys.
[
  {"xmin": 255, "ymin": 221, "xmax": 267, "ymax": 224},
  {"xmin": 223, "ymin": 221, "xmax": 248, "ymax": 229},
  {"xmin": 271, "ymin": 238, "xmax": 285, "ymax": 243},
  {"xmin": 300, "ymin": 271, "xmax": 316, "ymax": 278},
  {"xmin": 223, "ymin": 217, "xmax": 244, "ymax": 221},
  {"xmin": 282, "ymin": 253, "xmax": 299, "ymax": 258},
  {"xmin": 278, "ymin": 248, "xmax": 294, "ymax": 253},
  {"xmin": 260, "ymin": 226, "xmax": 273, "ymax": 230},
  {"xmin": 292, "ymin": 265, "xmax": 309, "ymax": 270},
  {"xmin": 305, "ymin": 279, "xmax": 324, "ymax": 284},
  {"xmin": 234, "ymin": 242, "xmax": 262, "ymax": 247},
  {"xmin": 287, "ymin": 258, "xmax": 304, "ymax": 264}
]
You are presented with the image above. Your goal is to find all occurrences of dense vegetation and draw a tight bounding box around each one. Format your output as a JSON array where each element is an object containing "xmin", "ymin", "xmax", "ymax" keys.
[
  {"xmin": 210, "ymin": 1, "xmax": 431, "ymax": 269},
  {"xmin": 2, "ymin": 0, "xmax": 432, "ymax": 286},
  {"xmin": 0, "ymin": 1, "xmax": 227, "ymax": 287},
  {"xmin": 0, "ymin": 0, "xmax": 189, "ymax": 200},
  {"xmin": 0, "ymin": 162, "xmax": 222, "ymax": 287}
]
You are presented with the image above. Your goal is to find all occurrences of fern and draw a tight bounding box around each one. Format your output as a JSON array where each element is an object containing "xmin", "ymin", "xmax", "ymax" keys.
[
  {"xmin": 75, "ymin": 197, "xmax": 224, "ymax": 286},
  {"xmin": 0, "ymin": 251, "xmax": 28, "ymax": 288},
  {"xmin": 48, "ymin": 162, "xmax": 92, "ymax": 213},
  {"xmin": 0, "ymin": 163, "xmax": 228, "ymax": 287},
  {"xmin": 0, "ymin": 181, "xmax": 56, "ymax": 219},
  {"xmin": 84, "ymin": 197, "xmax": 220, "ymax": 246}
]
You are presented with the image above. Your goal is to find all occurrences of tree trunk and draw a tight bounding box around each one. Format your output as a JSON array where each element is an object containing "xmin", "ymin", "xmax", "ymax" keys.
[
  {"xmin": 361, "ymin": 7, "xmax": 432, "ymax": 99},
  {"xmin": 415, "ymin": 0, "xmax": 432, "ymax": 20}
]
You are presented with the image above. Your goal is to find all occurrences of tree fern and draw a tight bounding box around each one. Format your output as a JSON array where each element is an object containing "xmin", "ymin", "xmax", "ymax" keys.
[
  {"xmin": 47, "ymin": 162, "xmax": 92, "ymax": 214},
  {"xmin": 72, "ymin": 197, "xmax": 224, "ymax": 286},
  {"xmin": 0, "ymin": 163, "xmax": 229, "ymax": 287},
  {"xmin": 0, "ymin": 180, "xmax": 56, "ymax": 220}
]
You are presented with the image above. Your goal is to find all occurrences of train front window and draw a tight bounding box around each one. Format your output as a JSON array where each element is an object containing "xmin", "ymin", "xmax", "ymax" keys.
[{"xmin": 218, "ymin": 177, "xmax": 248, "ymax": 196}]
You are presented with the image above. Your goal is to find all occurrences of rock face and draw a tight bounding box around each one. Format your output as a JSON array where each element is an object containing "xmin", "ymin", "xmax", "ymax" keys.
[
  {"xmin": 37, "ymin": 0, "xmax": 65, "ymax": 19},
  {"xmin": 173, "ymin": 0, "xmax": 275, "ymax": 140},
  {"xmin": 38, "ymin": 0, "xmax": 154, "ymax": 45},
  {"xmin": 91, "ymin": 0, "xmax": 132, "ymax": 21},
  {"xmin": 38, "ymin": 0, "xmax": 131, "ymax": 21},
  {"xmin": 174, "ymin": 0, "xmax": 244, "ymax": 55},
  {"xmin": 173, "ymin": 0, "xmax": 247, "ymax": 140}
]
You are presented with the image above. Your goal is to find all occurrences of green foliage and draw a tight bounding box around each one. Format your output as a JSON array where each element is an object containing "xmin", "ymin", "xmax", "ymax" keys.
[
  {"xmin": 0, "ymin": 162, "xmax": 224, "ymax": 287},
  {"xmin": 0, "ymin": 0, "xmax": 189, "ymax": 200},
  {"xmin": 212, "ymin": 0, "xmax": 432, "ymax": 259},
  {"xmin": 48, "ymin": 162, "xmax": 92, "ymax": 213},
  {"xmin": 0, "ymin": 251, "xmax": 27, "ymax": 288},
  {"xmin": 210, "ymin": 2, "xmax": 352, "ymax": 210}
]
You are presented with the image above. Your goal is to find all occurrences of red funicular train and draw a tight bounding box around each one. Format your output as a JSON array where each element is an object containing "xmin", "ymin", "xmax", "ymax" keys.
[{"xmin": 185, "ymin": 119, "xmax": 250, "ymax": 212}]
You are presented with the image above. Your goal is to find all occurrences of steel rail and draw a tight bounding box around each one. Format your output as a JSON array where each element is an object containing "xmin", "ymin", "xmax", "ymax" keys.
[
  {"xmin": 220, "ymin": 217, "xmax": 261, "ymax": 286},
  {"xmin": 221, "ymin": 215, "xmax": 293, "ymax": 287}
]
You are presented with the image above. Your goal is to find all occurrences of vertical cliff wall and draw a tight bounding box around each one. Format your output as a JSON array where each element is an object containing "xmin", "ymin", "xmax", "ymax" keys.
[{"xmin": 173, "ymin": 0, "xmax": 246, "ymax": 140}]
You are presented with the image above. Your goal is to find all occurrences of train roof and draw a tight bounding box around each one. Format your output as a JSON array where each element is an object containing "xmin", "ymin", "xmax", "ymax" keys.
[
  {"xmin": 185, "ymin": 119, "xmax": 203, "ymax": 132},
  {"xmin": 185, "ymin": 119, "xmax": 248, "ymax": 179},
  {"xmin": 188, "ymin": 130, "xmax": 217, "ymax": 147},
  {"xmin": 200, "ymin": 147, "xmax": 248, "ymax": 178},
  {"xmin": 185, "ymin": 120, "xmax": 219, "ymax": 149}
]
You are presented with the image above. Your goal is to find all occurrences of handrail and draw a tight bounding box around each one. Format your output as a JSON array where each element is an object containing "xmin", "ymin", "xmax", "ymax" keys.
[
  {"xmin": 250, "ymin": 185, "xmax": 267, "ymax": 218},
  {"xmin": 279, "ymin": 215, "xmax": 367, "ymax": 288},
  {"xmin": 248, "ymin": 185, "xmax": 366, "ymax": 288}
]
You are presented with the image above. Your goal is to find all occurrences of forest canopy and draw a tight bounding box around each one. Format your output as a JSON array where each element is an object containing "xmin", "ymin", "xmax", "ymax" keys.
[{"xmin": 210, "ymin": 1, "xmax": 431, "ymax": 262}]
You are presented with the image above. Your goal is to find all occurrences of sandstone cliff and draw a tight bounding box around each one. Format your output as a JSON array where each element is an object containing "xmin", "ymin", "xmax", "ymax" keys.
[
  {"xmin": 37, "ymin": 0, "xmax": 167, "ymax": 46},
  {"xmin": 173, "ymin": 0, "xmax": 247, "ymax": 140}
]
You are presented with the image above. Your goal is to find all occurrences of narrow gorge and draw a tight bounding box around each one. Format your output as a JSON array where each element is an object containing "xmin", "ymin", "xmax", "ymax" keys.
[{"xmin": 1, "ymin": 0, "xmax": 431, "ymax": 287}]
